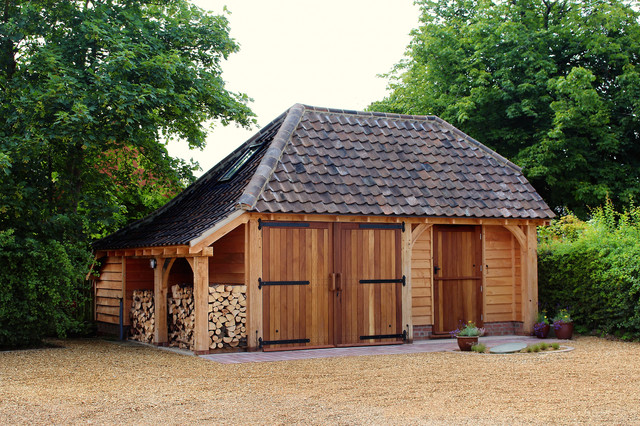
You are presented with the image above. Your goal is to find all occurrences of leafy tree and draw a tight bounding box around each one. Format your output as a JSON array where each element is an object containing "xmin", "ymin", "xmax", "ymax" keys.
[
  {"xmin": 0, "ymin": 0, "xmax": 254, "ymax": 346},
  {"xmin": 370, "ymin": 0, "xmax": 640, "ymax": 217}
]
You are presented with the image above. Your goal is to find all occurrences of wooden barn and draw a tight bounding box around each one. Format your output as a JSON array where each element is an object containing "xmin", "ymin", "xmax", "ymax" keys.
[{"xmin": 92, "ymin": 104, "xmax": 554, "ymax": 354}]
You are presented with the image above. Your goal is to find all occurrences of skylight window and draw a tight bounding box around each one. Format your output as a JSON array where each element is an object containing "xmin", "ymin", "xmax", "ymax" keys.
[{"xmin": 219, "ymin": 145, "xmax": 261, "ymax": 182}]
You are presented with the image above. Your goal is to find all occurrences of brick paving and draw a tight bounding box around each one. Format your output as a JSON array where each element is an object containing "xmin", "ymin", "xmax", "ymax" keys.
[{"xmin": 200, "ymin": 335, "xmax": 561, "ymax": 364}]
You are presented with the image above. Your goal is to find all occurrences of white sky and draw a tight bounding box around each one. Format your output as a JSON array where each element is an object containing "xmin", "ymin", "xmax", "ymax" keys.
[{"xmin": 168, "ymin": 1, "xmax": 420, "ymax": 177}]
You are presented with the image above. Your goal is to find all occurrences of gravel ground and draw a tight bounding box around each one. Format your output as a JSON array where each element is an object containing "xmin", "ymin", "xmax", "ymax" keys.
[{"xmin": 1, "ymin": 336, "xmax": 639, "ymax": 425}]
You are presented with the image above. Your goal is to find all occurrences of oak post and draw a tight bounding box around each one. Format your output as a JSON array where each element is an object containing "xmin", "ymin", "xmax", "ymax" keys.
[
  {"xmin": 193, "ymin": 256, "xmax": 210, "ymax": 354},
  {"xmin": 247, "ymin": 219, "xmax": 263, "ymax": 350},
  {"xmin": 153, "ymin": 257, "xmax": 168, "ymax": 345},
  {"xmin": 401, "ymin": 225, "xmax": 413, "ymax": 342},
  {"xmin": 522, "ymin": 225, "xmax": 538, "ymax": 334}
]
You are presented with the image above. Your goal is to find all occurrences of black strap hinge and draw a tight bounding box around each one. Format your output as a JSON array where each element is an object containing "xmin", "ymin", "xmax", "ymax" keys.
[
  {"xmin": 258, "ymin": 278, "xmax": 310, "ymax": 289},
  {"xmin": 358, "ymin": 222, "xmax": 405, "ymax": 232},
  {"xmin": 258, "ymin": 219, "xmax": 310, "ymax": 230},
  {"xmin": 259, "ymin": 337, "xmax": 310, "ymax": 348},
  {"xmin": 359, "ymin": 275, "xmax": 406, "ymax": 286},
  {"xmin": 360, "ymin": 331, "xmax": 406, "ymax": 341}
]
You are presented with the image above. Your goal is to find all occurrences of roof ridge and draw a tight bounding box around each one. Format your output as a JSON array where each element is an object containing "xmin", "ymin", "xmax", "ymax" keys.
[
  {"xmin": 236, "ymin": 103, "xmax": 306, "ymax": 209},
  {"xmin": 300, "ymin": 103, "xmax": 440, "ymax": 122}
]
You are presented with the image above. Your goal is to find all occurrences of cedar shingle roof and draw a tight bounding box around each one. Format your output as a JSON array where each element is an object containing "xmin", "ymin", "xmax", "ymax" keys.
[{"xmin": 95, "ymin": 104, "xmax": 554, "ymax": 250}]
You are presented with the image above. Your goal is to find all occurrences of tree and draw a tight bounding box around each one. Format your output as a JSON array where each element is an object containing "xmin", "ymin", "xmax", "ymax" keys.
[
  {"xmin": 0, "ymin": 0, "xmax": 254, "ymax": 347},
  {"xmin": 370, "ymin": 0, "xmax": 640, "ymax": 217}
]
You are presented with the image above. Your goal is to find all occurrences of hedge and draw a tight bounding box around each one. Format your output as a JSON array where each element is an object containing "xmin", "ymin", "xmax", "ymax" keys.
[
  {"xmin": 538, "ymin": 203, "xmax": 640, "ymax": 340},
  {"xmin": 0, "ymin": 229, "xmax": 94, "ymax": 349}
]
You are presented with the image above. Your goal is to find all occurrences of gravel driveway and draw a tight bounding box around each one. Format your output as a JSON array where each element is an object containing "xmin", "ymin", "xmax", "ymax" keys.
[{"xmin": 1, "ymin": 336, "xmax": 639, "ymax": 424}]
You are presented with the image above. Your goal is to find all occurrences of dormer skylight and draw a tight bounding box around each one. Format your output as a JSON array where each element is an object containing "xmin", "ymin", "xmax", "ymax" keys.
[{"xmin": 219, "ymin": 144, "xmax": 261, "ymax": 182}]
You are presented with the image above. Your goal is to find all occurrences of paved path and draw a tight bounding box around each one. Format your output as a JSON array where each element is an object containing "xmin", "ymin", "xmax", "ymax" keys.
[{"xmin": 200, "ymin": 335, "xmax": 561, "ymax": 364}]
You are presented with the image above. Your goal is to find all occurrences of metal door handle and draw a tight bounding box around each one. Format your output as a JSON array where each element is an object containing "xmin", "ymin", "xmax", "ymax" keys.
[{"xmin": 434, "ymin": 266, "xmax": 441, "ymax": 275}]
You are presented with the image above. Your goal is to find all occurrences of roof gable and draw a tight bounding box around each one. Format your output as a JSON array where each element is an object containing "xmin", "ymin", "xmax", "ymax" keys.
[{"xmin": 95, "ymin": 104, "xmax": 554, "ymax": 250}]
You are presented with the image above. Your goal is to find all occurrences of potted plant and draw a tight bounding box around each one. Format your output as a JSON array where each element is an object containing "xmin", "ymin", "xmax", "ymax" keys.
[
  {"xmin": 552, "ymin": 308, "xmax": 574, "ymax": 339},
  {"xmin": 533, "ymin": 311, "xmax": 550, "ymax": 338},
  {"xmin": 450, "ymin": 321, "xmax": 485, "ymax": 351}
]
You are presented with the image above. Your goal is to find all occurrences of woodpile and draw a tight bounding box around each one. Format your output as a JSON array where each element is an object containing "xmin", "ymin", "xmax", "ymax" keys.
[
  {"xmin": 168, "ymin": 284, "xmax": 194, "ymax": 350},
  {"xmin": 209, "ymin": 285, "xmax": 247, "ymax": 349},
  {"xmin": 129, "ymin": 290, "xmax": 154, "ymax": 343}
]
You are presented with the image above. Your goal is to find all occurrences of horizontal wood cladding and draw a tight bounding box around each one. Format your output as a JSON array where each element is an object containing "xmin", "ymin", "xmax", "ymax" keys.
[
  {"xmin": 209, "ymin": 225, "xmax": 245, "ymax": 285},
  {"xmin": 411, "ymin": 227, "xmax": 432, "ymax": 326},
  {"xmin": 95, "ymin": 256, "xmax": 123, "ymax": 325},
  {"xmin": 484, "ymin": 226, "xmax": 522, "ymax": 322}
]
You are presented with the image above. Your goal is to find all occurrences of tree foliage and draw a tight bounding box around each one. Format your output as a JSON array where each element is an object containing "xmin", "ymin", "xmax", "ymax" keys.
[
  {"xmin": 370, "ymin": 0, "xmax": 640, "ymax": 217},
  {"xmin": 0, "ymin": 0, "xmax": 253, "ymax": 346},
  {"xmin": 538, "ymin": 202, "xmax": 640, "ymax": 340}
]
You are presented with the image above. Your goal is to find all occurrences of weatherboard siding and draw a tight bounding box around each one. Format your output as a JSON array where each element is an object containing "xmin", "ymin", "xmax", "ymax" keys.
[
  {"xmin": 411, "ymin": 227, "xmax": 432, "ymax": 326},
  {"xmin": 484, "ymin": 226, "xmax": 522, "ymax": 322},
  {"xmin": 95, "ymin": 256, "xmax": 124, "ymax": 324}
]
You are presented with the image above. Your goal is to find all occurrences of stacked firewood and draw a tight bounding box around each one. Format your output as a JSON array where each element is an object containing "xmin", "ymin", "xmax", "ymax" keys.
[
  {"xmin": 129, "ymin": 290, "xmax": 154, "ymax": 343},
  {"xmin": 208, "ymin": 285, "xmax": 247, "ymax": 349},
  {"xmin": 168, "ymin": 284, "xmax": 194, "ymax": 350}
]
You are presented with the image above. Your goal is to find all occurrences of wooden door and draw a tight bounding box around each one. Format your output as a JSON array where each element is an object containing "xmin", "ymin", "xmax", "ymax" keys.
[
  {"xmin": 433, "ymin": 225, "xmax": 483, "ymax": 335},
  {"xmin": 335, "ymin": 223, "xmax": 404, "ymax": 346},
  {"xmin": 261, "ymin": 222, "xmax": 333, "ymax": 350}
]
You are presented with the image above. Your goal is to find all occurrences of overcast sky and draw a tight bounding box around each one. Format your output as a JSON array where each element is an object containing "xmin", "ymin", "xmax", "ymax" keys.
[{"xmin": 168, "ymin": 1, "xmax": 420, "ymax": 177}]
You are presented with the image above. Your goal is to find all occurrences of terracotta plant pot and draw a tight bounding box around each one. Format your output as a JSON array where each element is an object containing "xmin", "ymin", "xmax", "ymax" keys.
[
  {"xmin": 457, "ymin": 336, "xmax": 479, "ymax": 351},
  {"xmin": 534, "ymin": 323, "xmax": 550, "ymax": 339},
  {"xmin": 554, "ymin": 322, "xmax": 574, "ymax": 339}
]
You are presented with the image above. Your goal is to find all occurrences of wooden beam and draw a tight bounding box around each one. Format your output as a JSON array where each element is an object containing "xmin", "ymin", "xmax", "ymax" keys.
[
  {"xmin": 522, "ymin": 225, "xmax": 538, "ymax": 334},
  {"xmin": 246, "ymin": 218, "xmax": 263, "ymax": 351},
  {"xmin": 402, "ymin": 225, "xmax": 413, "ymax": 342},
  {"xmin": 411, "ymin": 223, "xmax": 432, "ymax": 249},
  {"xmin": 189, "ymin": 211, "xmax": 249, "ymax": 253},
  {"xmin": 248, "ymin": 212, "xmax": 549, "ymax": 228},
  {"xmin": 153, "ymin": 257, "xmax": 168, "ymax": 345},
  {"xmin": 503, "ymin": 225, "xmax": 527, "ymax": 249},
  {"xmin": 481, "ymin": 226, "xmax": 487, "ymax": 325},
  {"xmin": 193, "ymin": 256, "xmax": 210, "ymax": 354}
]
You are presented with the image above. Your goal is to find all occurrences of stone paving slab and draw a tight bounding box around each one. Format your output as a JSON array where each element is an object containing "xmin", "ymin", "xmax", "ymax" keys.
[{"xmin": 200, "ymin": 336, "xmax": 562, "ymax": 364}]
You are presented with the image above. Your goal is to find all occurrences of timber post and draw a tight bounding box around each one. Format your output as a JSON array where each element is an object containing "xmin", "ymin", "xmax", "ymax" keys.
[
  {"xmin": 246, "ymin": 218, "xmax": 263, "ymax": 351},
  {"xmin": 522, "ymin": 225, "xmax": 538, "ymax": 334},
  {"xmin": 401, "ymin": 224, "xmax": 413, "ymax": 342},
  {"xmin": 193, "ymin": 256, "xmax": 210, "ymax": 354},
  {"xmin": 153, "ymin": 257, "xmax": 168, "ymax": 345}
]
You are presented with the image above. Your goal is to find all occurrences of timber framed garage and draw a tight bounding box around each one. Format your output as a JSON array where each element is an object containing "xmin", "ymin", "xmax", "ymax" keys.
[{"xmin": 93, "ymin": 104, "xmax": 554, "ymax": 354}]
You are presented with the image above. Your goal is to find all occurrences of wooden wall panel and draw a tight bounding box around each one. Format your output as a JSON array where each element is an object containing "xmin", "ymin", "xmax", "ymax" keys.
[
  {"xmin": 411, "ymin": 229, "xmax": 432, "ymax": 326},
  {"xmin": 95, "ymin": 256, "xmax": 123, "ymax": 324},
  {"xmin": 484, "ymin": 226, "xmax": 521, "ymax": 322},
  {"xmin": 209, "ymin": 225, "xmax": 245, "ymax": 284}
]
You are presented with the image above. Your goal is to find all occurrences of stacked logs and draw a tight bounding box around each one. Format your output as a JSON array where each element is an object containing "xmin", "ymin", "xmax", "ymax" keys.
[
  {"xmin": 209, "ymin": 285, "xmax": 247, "ymax": 349},
  {"xmin": 129, "ymin": 290, "xmax": 154, "ymax": 343},
  {"xmin": 168, "ymin": 284, "xmax": 194, "ymax": 350}
]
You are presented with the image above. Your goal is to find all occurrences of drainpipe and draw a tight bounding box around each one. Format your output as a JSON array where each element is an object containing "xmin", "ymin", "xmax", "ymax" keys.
[{"xmin": 119, "ymin": 298, "xmax": 124, "ymax": 341}]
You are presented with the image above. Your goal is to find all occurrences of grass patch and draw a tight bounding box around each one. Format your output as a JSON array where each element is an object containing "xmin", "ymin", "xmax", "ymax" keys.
[{"xmin": 471, "ymin": 343, "xmax": 486, "ymax": 353}]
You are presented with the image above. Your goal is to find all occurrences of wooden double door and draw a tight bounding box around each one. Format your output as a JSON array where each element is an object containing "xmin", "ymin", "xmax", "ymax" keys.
[
  {"xmin": 260, "ymin": 221, "xmax": 404, "ymax": 350},
  {"xmin": 433, "ymin": 225, "xmax": 483, "ymax": 335}
]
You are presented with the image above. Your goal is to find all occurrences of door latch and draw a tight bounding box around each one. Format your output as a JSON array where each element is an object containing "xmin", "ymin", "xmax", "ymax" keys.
[{"xmin": 434, "ymin": 266, "xmax": 441, "ymax": 275}]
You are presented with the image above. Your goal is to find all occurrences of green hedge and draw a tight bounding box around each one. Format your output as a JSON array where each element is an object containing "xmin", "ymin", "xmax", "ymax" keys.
[
  {"xmin": 538, "ymin": 204, "xmax": 640, "ymax": 340},
  {"xmin": 0, "ymin": 230, "xmax": 94, "ymax": 349}
]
